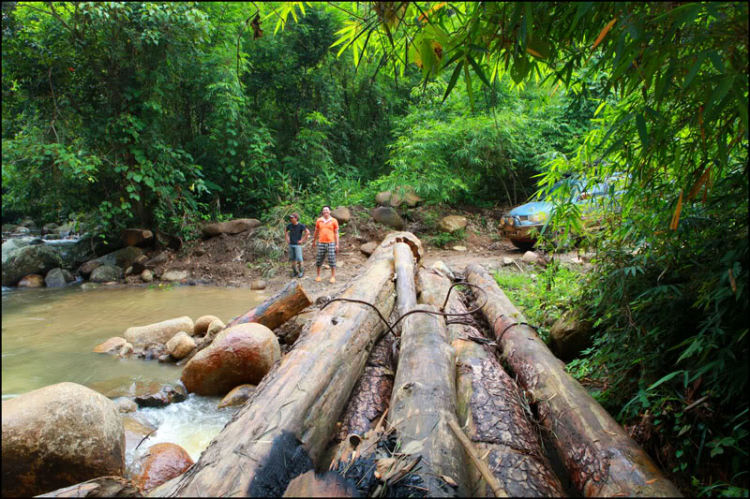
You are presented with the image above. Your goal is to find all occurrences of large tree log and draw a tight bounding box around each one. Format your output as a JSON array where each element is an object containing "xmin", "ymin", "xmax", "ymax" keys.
[
  {"xmin": 225, "ymin": 280, "xmax": 312, "ymax": 330},
  {"xmin": 466, "ymin": 264, "xmax": 681, "ymax": 497},
  {"xmin": 37, "ymin": 476, "xmax": 140, "ymax": 497},
  {"xmin": 388, "ymin": 251, "xmax": 469, "ymax": 497},
  {"xmin": 177, "ymin": 280, "xmax": 312, "ymax": 365},
  {"xmin": 153, "ymin": 232, "xmax": 422, "ymax": 498},
  {"xmin": 417, "ymin": 269, "xmax": 565, "ymax": 497}
]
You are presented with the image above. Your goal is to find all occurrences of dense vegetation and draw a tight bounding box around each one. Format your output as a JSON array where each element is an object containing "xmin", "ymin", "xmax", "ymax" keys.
[{"xmin": 2, "ymin": 2, "xmax": 747, "ymax": 495}]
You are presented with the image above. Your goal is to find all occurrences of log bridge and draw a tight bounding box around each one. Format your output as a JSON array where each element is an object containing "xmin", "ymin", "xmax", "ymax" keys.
[{"xmin": 146, "ymin": 232, "xmax": 680, "ymax": 498}]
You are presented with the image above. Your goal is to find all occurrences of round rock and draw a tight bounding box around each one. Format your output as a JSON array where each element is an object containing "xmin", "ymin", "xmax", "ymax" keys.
[
  {"xmin": 134, "ymin": 443, "xmax": 193, "ymax": 494},
  {"xmin": 194, "ymin": 315, "xmax": 221, "ymax": 336},
  {"xmin": 218, "ymin": 384, "xmax": 257, "ymax": 409},
  {"xmin": 181, "ymin": 323, "xmax": 280, "ymax": 395},
  {"xmin": 1, "ymin": 382, "xmax": 125, "ymax": 497},
  {"xmin": 166, "ymin": 332, "xmax": 196, "ymax": 360}
]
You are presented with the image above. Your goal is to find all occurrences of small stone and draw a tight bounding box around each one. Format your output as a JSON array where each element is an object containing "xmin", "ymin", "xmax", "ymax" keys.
[
  {"xmin": 360, "ymin": 242, "xmax": 378, "ymax": 256},
  {"xmin": 117, "ymin": 342, "xmax": 134, "ymax": 358},
  {"xmin": 141, "ymin": 269, "xmax": 153, "ymax": 282},
  {"xmin": 452, "ymin": 245, "xmax": 467, "ymax": 252},
  {"xmin": 503, "ymin": 257, "xmax": 514, "ymax": 266},
  {"xmin": 161, "ymin": 270, "xmax": 189, "ymax": 282},
  {"xmin": 250, "ymin": 280, "xmax": 267, "ymax": 290},
  {"xmin": 113, "ymin": 397, "xmax": 138, "ymax": 413},
  {"xmin": 18, "ymin": 274, "xmax": 45, "ymax": 288},
  {"xmin": 93, "ymin": 337, "xmax": 127, "ymax": 354},
  {"xmin": 522, "ymin": 251, "xmax": 540, "ymax": 264},
  {"xmin": 194, "ymin": 315, "xmax": 221, "ymax": 336}
]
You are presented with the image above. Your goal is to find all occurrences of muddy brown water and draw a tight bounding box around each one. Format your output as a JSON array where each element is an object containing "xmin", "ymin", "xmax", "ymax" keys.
[{"xmin": 1, "ymin": 283, "xmax": 270, "ymax": 469}]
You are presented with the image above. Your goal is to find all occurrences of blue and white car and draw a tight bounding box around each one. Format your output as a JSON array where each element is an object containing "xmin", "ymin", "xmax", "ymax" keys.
[{"xmin": 500, "ymin": 174, "xmax": 625, "ymax": 250}]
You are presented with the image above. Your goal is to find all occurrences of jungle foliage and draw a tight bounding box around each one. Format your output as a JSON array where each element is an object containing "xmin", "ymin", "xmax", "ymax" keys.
[{"xmin": 2, "ymin": 2, "xmax": 748, "ymax": 495}]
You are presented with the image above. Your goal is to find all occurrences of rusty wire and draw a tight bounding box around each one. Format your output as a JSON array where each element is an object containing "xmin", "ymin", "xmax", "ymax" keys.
[{"xmin": 320, "ymin": 281, "xmax": 488, "ymax": 338}]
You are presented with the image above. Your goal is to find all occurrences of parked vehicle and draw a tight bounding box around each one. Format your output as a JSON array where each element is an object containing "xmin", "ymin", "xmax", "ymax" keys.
[{"xmin": 500, "ymin": 174, "xmax": 625, "ymax": 250}]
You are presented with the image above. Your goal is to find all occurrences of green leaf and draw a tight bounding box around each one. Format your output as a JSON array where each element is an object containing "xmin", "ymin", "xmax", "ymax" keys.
[
  {"xmin": 682, "ymin": 53, "xmax": 706, "ymax": 90},
  {"xmin": 636, "ymin": 113, "xmax": 649, "ymax": 149},
  {"xmin": 442, "ymin": 60, "xmax": 464, "ymax": 103},
  {"xmin": 466, "ymin": 55, "xmax": 491, "ymax": 89},
  {"xmin": 510, "ymin": 56, "xmax": 529, "ymax": 85},
  {"xmin": 704, "ymin": 77, "xmax": 734, "ymax": 118},
  {"xmin": 648, "ymin": 370, "xmax": 684, "ymax": 391}
]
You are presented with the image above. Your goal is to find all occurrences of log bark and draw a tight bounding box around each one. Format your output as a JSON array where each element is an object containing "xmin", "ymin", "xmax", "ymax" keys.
[
  {"xmin": 283, "ymin": 470, "xmax": 360, "ymax": 497},
  {"xmin": 226, "ymin": 279, "xmax": 312, "ymax": 329},
  {"xmin": 178, "ymin": 280, "xmax": 312, "ymax": 365},
  {"xmin": 153, "ymin": 232, "xmax": 422, "ymax": 498},
  {"xmin": 37, "ymin": 476, "xmax": 140, "ymax": 497},
  {"xmin": 417, "ymin": 269, "xmax": 565, "ymax": 497},
  {"xmin": 466, "ymin": 263, "xmax": 682, "ymax": 497},
  {"xmin": 327, "ymin": 242, "xmax": 417, "ymax": 468},
  {"xmin": 388, "ymin": 301, "xmax": 470, "ymax": 497}
]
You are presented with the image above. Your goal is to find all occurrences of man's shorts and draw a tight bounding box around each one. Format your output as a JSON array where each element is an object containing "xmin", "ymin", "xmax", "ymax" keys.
[
  {"xmin": 315, "ymin": 242, "xmax": 336, "ymax": 268},
  {"xmin": 288, "ymin": 244, "xmax": 303, "ymax": 262}
]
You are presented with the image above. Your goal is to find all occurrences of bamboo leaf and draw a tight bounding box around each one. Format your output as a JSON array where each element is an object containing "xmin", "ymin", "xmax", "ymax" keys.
[
  {"xmin": 648, "ymin": 370, "xmax": 684, "ymax": 391},
  {"xmin": 467, "ymin": 54, "xmax": 491, "ymax": 89},
  {"xmin": 592, "ymin": 18, "xmax": 617, "ymax": 51},
  {"xmin": 670, "ymin": 190, "xmax": 683, "ymax": 231},
  {"xmin": 442, "ymin": 60, "xmax": 463, "ymax": 103},
  {"xmin": 636, "ymin": 113, "xmax": 649, "ymax": 149}
]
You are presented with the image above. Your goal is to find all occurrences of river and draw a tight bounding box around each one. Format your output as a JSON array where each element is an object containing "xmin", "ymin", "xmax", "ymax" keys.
[{"xmin": 1, "ymin": 282, "xmax": 269, "ymax": 472}]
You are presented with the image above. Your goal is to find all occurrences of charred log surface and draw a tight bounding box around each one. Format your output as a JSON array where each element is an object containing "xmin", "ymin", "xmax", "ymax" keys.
[
  {"xmin": 150, "ymin": 233, "xmax": 422, "ymax": 498},
  {"xmin": 283, "ymin": 470, "xmax": 361, "ymax": 497},
  {"xmin": 466, "ymin": 263, "xmax": 682, "ymax": 497},
  {"xmin": 418, "ymin": 268, "xmax": 564, "ymax": 497},
  {"xmin": 246, "ymin": 431, "xmax": 314, "ymax": 497}
]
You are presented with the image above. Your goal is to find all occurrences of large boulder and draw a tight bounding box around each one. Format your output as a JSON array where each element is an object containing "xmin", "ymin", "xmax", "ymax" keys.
[
  {"xmin": 56, "ymin": 222, "xmax": 77, "ymax": 238},
  {"xmin": 330, "ymin": 207, "xmax": 351, "ymax": 224},
  {"xmin": 120, "ymin": 229, "xmax": 153, "ymax": 248},
  {"xmin": 375, "ymin": 191, "xmax": 392, "ymax": 206},
  {"xmin": 134, "ymin": 443, "xmax": 194, "ymax": 494},
  {"xmin": 124, "ymin": 316, "xmax": 195, "ymax": 349},
  {"xmin": 90, "ymin": 264, "xmax": 123, "ymax": 283},
  {"xmin": 438, "ymin": 215, "xmax": 468, "ymax": 233},
  {"xmin": 201, "ymin": 218, "xmax": 261, "ymax": 238},
  {"xmin": 93, "ymin": 246, "xmax": 144, "ymax": 270},
  {"xmin": 2, "ymin": 243, "xmax": 62, "ymax": 287},
  {"xmin": 166, "ymin": 332, "xmax": 196, "ymax": 360},
  {"xmin": 1, "ymin": 382, "xmax": 125, "ymax": 497},
  {"xmin": 549, "ymin": 311, "xmax": 594, "ymax": 362},
  {"xmin": 218, "ymin": 384, "xmax": 257, "ymax": 409},
  {"xmin": 372, "ymin": 207, "xmax": 405, "ymax": 230},
  {"xmin": 2, "ymin": 237, "xmax": 40, "ymax": 264},
  {"xmin": 181, "ymin": 323, "xmax": 280, "ymax": 395},
  {"xmin": 18, "ymin": 274, "xmax": 45, "ymax": 288},
  {"xmin": 45, "ymin": 268, "xmax": 75, "ymax": 288},
  {"xmin": 65, "ymin": 237, "xmax": 98, "ymax": 268}
]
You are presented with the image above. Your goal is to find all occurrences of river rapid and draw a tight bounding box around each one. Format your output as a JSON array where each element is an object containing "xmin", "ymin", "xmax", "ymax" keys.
[{"xmin": 1, "ymin": 283, "xmax": 269, "ymax": 473}]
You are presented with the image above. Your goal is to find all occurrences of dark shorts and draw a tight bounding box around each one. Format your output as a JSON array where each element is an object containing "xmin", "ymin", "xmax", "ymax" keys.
[
  {"xmin": 288, "ymin": 244, "xmax": 303, "ymax": 262},
  {"xmin": 315, "ymin": 242, "xmax": 336, "ymax": 268}
]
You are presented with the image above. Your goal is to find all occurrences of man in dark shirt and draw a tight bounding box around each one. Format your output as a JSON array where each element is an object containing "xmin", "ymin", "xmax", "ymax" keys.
[{"xmin": 285, "ymin": 213, "xmax": 310, "ymax": 278}]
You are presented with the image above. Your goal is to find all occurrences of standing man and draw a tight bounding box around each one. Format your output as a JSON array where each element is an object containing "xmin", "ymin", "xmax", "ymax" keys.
[
  {"xmin": 312, "ymin": 206, "xmax": 339, "ymax": 283},
  {"xmin": 285, "ymin": 213, "xmax": 309, "ymax": 278}
]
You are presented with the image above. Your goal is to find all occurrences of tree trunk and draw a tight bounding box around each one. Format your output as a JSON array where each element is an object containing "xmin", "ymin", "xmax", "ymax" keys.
[
  {"xmin": 226, "ymin": 280, "xmax": 313, "ymax": 330},
  {"xmin": 466, "ymin": 264, "xmax": 682, "ymax": 497},
  {"xmin": 417, "ymin": 269, "xmax": 566, "ymax": 497},
  {"xmin": 388, "ymin": 262, "xmax": 470, "ymax": 497},
  {"xmin": 153, "ymin": 232, "xmax": 422, "ymax": 498},
  {"xmin": 327, "ymin": 242, "xmax": 418, "ymax": 467},
  {"xmin": 37, "ymin": 476, "xmax": 140, "ymax": 497},
  {"xmin": 178, "ymin": 280, "xmax": 312, "ymax": 366}
]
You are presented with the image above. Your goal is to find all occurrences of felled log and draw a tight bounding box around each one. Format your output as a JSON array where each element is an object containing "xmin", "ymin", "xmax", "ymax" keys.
[
  {"xmin": 388, "ymin": 252, "xmax": 469, "ymax": 497},
  {"xmin": 152, "ymin": 232, "xmax": 422, "ymax": 498},
  {"xmin": 225, "ymin": 280, "xmax": 312, "ymax": 330},
  {"xmin": 466, "ymin": 264, "xmax": 682, "ymax": 497},
  {"xmin": 327, "ymin": 242, "xmax": 416, "ymax": 469},
  {"xmin": 36, "ymin": 476, "xmax": 140, "ymax": 497},
  {"xmin": 178, "ymin": 280, "xmax": 311, "ymax": 365},
  {"xmin": 417, "ymin": 269, "xmax": 565, "ymax": 497}
]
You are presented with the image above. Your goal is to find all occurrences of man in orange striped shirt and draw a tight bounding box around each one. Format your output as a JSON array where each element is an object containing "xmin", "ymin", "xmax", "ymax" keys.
[{"xmin": 312, "ymin": 206, "xmax": 339, "ymax": 283}]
